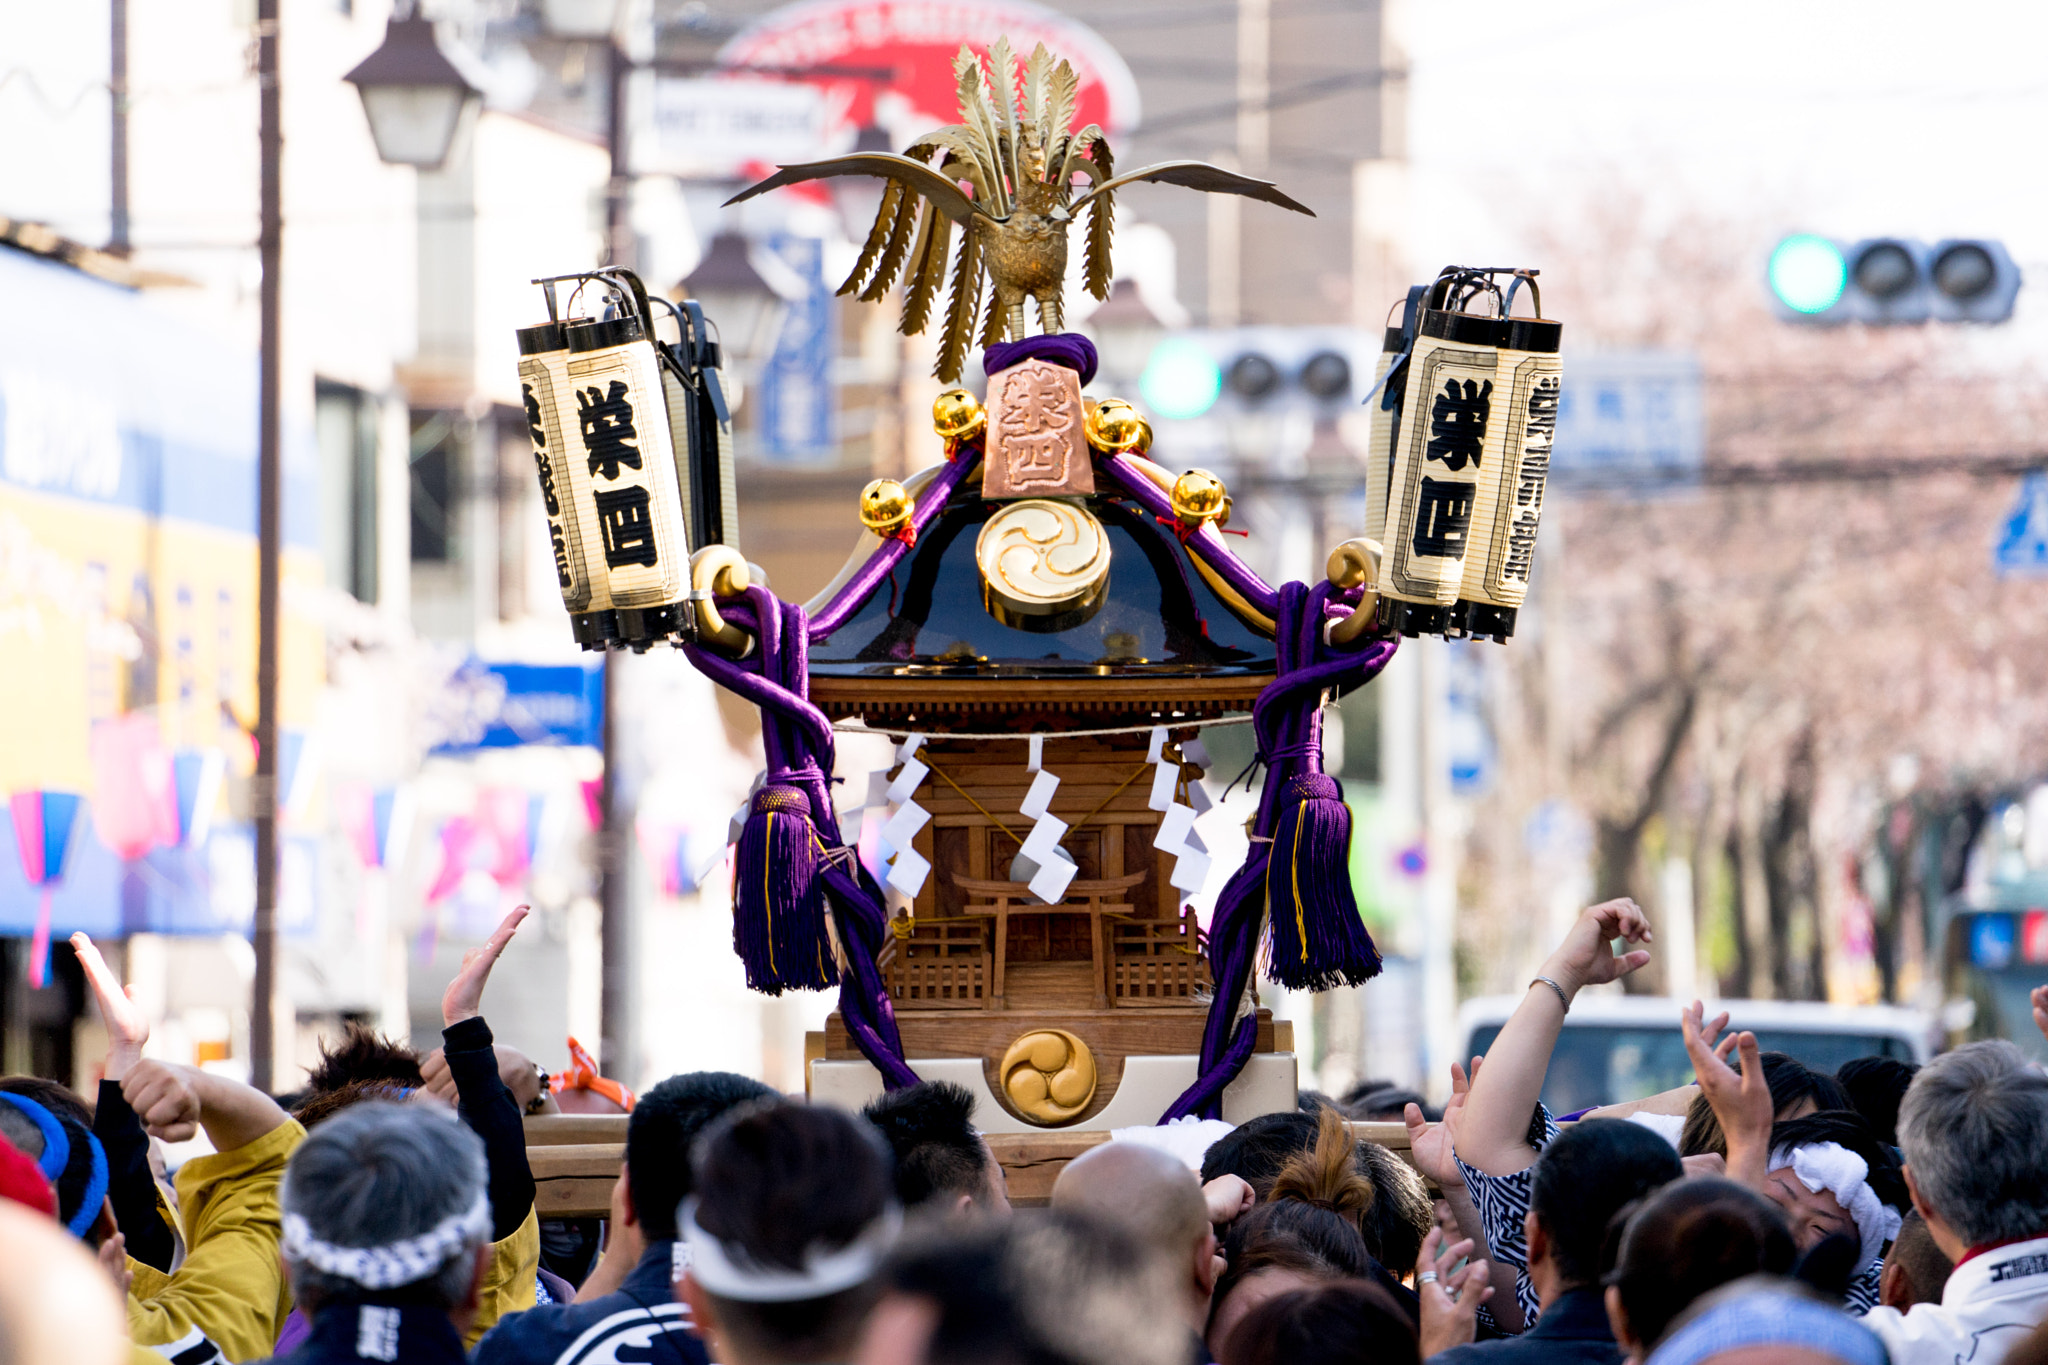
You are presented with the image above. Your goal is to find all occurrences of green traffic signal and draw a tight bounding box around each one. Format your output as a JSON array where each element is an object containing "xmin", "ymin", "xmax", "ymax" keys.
[
  {"xmin": 1140, "ymin": 337, "xmax": 1224, "ymax": 420},
  {"xmin": 1769, "ymin": 234, "xmax": 1849, "ymax": 315}
]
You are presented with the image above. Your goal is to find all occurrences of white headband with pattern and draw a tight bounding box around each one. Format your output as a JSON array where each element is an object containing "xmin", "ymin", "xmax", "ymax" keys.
[
  {"xmin": 678, "ymin": 1197, "xmax": 900, "ymax": 1303},
  {"xmin": 281, "ymin": 1192, "xmax": 492, "ymax": 1289}
]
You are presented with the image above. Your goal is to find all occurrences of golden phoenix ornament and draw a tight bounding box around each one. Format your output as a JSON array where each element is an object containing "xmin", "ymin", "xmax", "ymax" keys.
[{"xmin": 725, "ymin": 38, "xmax": 1313, "ymax": 383}]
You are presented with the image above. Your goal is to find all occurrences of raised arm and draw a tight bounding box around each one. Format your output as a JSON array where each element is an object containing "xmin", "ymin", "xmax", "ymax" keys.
[
  {"xmin": 1680, "ymin": 1001, "xmax": 1772, "ymax": 1191},
  {"xmin": 1456, "ymin": 899, "xmax": 1652, "ymax": 1177},
  {"xmin": 429, "ymin": 908, "xmax": 536, "ymax": 1243},
  {"xmin": 73, "ymin": 933, "xmax": 176, "ymax": 1272},
  {"xmin": 120, "ymin": 1062, "xmax": 300, "ymax": 1363}
]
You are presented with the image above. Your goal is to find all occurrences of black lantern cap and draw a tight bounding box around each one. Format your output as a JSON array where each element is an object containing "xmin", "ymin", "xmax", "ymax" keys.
[{"xmin": 344, "ymin": 16, "xmax": 479, "ymax": 97}]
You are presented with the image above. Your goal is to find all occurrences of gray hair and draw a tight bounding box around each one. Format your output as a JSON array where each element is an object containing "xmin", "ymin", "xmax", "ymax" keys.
[
  {"xmin": 280, "ymin": 1101, "xmax": 490, "ymax": 1309},
  {"xmin": 1896, "ymin": 1040, "xmax": 2048, "ymax": 1246}
]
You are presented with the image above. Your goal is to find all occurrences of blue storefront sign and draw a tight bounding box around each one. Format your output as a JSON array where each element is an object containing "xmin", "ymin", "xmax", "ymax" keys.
[{"xmin": 430, "ymin": 661, "xmax": 604, "ymax": 753}]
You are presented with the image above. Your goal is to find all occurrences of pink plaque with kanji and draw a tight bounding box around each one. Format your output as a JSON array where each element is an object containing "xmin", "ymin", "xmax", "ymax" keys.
[{"xmin": 981, "ymin": 358, "xmax": 1095, "ymax": 500}]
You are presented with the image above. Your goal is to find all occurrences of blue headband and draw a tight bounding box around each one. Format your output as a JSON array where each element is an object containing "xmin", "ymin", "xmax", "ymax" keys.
[
  {"xmin": 1647, "ymin": 1288, "xmax": 1888, "ymax": 1365},
  {"xmin": 0, "ymin": 1092, "xmax": 111, "ymax": 1239}
]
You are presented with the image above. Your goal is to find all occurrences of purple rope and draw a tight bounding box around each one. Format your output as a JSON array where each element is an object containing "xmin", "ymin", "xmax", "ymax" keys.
[
  {"xmin": 1162, "ymin": 584, "xmax": 1400, "ymax": 1121},
  {"xmin": 982, "ymin": 333, "xmax": 1098, "ymax": 384},
  {"xmin": 1098, "ymin": 452, "xmax": 1284, "ymax": 620},
  {"xmin": 682, "ymin": 601, "xmax": 916, "ymax": 1089},
  {"xmin": 806, "ymin": 450, "xmax": 980, "ymax": 640}
]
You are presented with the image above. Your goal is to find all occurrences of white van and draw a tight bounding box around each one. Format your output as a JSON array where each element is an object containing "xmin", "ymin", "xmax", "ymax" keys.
[{"xmin": 1454, "ymin": 995, "xmax": 1938, "ymax": 1114}]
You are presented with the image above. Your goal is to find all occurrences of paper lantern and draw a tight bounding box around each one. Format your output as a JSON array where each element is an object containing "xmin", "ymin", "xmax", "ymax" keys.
[
  {"xmin": 517, "ymin": 320, "xmax": 613, "ymax": 644},
  {"xmin": 517, "ymin": 269, "xmax": 737, "ymax": 652},
  {"xmin": 1456, "ymin": 281, "xmax": 1561, "ymax": 642},
  {"xmin": 1376, "ymin": 268, "xmax": 1540, "ymax": 642},
  {"xmin": 10, "ymin": 791, "xmax": 82, "ymax": 988}
]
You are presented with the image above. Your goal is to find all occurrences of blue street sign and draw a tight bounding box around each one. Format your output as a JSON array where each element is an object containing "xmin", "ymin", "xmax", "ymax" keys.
[
  {"xmin": 1970, "ymin": 912, "xmax": 2017, "ymax": 970},
  {"xmin": 757, "ymin": 234, "xmax": 837, "ymax": 463},
  {"xmin": 1995, "ymin": 471, "xmax": 2048, "ymax": 576},
  {"xmin": 430, "ymin": 661, "xmax": 604, "ymax": 753},
  {"xmin": 1551, "ymin": 351, "xmax": 1703, "ymax": 487}
]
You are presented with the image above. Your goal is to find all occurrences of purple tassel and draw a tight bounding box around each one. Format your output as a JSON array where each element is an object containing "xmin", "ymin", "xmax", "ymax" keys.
[
  {"xmin": 1264, "ymin": 772, "xmax": 1382, "ymax": 990},
  {"xmin": 731, "ymin": 783, "xmax": 838, "ymax": 995}
]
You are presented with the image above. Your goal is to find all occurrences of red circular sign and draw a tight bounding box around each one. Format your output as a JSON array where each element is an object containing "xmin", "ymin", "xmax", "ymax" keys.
[{"xmin": 717, "ymin": 0, "xmax": 1141, "ymax": 146}]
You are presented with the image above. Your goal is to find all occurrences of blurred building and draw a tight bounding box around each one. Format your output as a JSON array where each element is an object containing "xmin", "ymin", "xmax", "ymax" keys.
[{"xmin": 0, "ymin": 0, "xmax": 1418, "ymax": 1096}]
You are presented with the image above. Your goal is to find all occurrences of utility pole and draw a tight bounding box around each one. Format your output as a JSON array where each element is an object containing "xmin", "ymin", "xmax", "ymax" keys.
[
  {"xmin": 109, "ymin": 0, "xmax": 130, "ymax": 255},
  {"xmin": 251, "ymin": 0, "xmax": 282, "ymax": 1094},
  {"xmin": 598, "ymin": 28, "xmax": 633, "ymax": 1083}
]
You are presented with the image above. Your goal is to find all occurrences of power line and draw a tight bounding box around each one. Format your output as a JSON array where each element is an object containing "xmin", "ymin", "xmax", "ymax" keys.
[{"xmin": 1226, "ymin": 451, "xmax": 2048, "ymax": 499}]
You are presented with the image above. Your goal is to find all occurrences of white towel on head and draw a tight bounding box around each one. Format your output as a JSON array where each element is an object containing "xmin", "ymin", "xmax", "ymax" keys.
[
  {"xmin": 1768, "ymin": 1140, "xmax": 1902, "ymax": 1274},
  {"xmin": 1626, "ymin": 1110, "xmax": 1687, "ymax": 1148},
  {"xmin": 1109, "ymin": 1117, "xmax": 1238, "ymax": 1173}
]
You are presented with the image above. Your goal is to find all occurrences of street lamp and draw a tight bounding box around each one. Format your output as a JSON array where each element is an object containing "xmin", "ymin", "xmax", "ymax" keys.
[
  {"xmin": 344, "ymin": 11, "xmax": 481, "ymax": 171},
  {"xmin": 683, "ymin": 232, "xmax": 794, "ymax": 376}
]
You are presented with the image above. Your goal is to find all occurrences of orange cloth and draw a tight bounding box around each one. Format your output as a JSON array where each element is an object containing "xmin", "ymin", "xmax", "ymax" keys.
[{"xmin": 548, "ymin": 1038, "xmax": 635, "ymax": 1112}]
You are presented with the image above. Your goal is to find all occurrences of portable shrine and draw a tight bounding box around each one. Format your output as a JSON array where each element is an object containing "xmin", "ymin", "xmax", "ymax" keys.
[{"xmin": 515, "ymin": 39, "xmax": 1559, "ymax": 1143}]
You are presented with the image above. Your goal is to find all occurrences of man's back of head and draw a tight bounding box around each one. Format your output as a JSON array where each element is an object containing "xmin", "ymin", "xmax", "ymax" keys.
[
  {"xmin": 1052, "ymin": 1140, "xmax": 1207, "ymax": 1273},
  {"xmin": 682, "ymin": 1101, "xmax": 897, "ymax": 1365},
  {"xmin": 1531, "ymin": 1118, "xmax": 1685, "ymax": 1292},
  {"xmin": 868, "ymin": 1210, "xmax": 1187, "ymax": 1365},
  {"xmin": 1897, "ymin": 1040, "xmax": 2048, "ymax": 1250},
  {"xmin": 861, "ymin": 1081, "xmax": 1005, "ymax": 1215},
  {"xmin": 628, "ymin": 1071, "xmax": 777, "ymax": 1243},
  {"xmin": 1879, "ymin": 1210, "xmax": 1953, "ymax": 1311},
  {"xmin": 280, "ymin": 1101, "xmax": 492, "ymax": 1325}
]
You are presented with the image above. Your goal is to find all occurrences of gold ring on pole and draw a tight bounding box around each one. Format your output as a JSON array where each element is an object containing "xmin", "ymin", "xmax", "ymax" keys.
[
  {"xmin": 1325, "ymin": 537, "xmax": 1384, "ymax": 645},
  {"xmin": 689, "ymin": 546, "xmax": 753, "ymax": 656}
]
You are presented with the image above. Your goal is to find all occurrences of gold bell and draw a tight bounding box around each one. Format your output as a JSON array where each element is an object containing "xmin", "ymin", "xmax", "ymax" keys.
[
  {"xmin": 1171, "ymin": 469, "xmax": 1229, "ymax": 526},
  {"xmin": 859, "ymin": 478, "xmax": 914, "ymax": 539},
  {"xmin": 1085, "ymin": 397, "xmax": 1148, "ymax": 453},
  {"xmin": 932, "ymin": 388, "xmax": 986, "ymax": 442}
]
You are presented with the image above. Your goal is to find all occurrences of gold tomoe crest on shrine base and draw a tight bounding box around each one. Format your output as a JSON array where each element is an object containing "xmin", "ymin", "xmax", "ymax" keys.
[{"xmin": 982, "ymin": 358, "xmax": 1094, "ymax": 499}]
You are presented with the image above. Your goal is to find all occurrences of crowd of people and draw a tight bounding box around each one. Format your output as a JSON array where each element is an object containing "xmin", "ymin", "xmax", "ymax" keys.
[{"xmin": 5, "ymin": 899, "xmax": 2048, "ymax": 1365}]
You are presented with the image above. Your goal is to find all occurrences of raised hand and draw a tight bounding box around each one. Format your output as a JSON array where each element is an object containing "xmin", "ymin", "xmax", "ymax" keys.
[
  {"xmin": 1404, "ymin": 1055, "xmax": 1482, "ymax": 1188},
  {"xmin": 1202, "ymin": 1174, "xmax": 1255, "ymax": 1227},
  {"xmin": 72, "ymin": 932, "xmax": 149, "ymax": 1081},
  {"xmin": 2032, "ymin": 983, "xmax": 2047, "ymax": 1043},
  {"xmin": 1681, "ymin": 999, "xmax": 1772, "ymax": 1187},
  {"xmin": 442, "ymin": 905, "xmax": 529, "ymax": 1027},
  {"xmin": 121, "ymin": 1060, "xmax": 201, "ymax": 1143},
  {"xmin": 1415, "ymin": 1224, "xmax": 1494, "ymax": 1356},
  {"xmin": 1538, "ymin": 898, "xmax": 1653, "ymax": 999}
]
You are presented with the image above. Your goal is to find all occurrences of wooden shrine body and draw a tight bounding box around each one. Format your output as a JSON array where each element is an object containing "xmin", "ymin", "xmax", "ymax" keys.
[{"xmin": 807, "ymin": 682, "xmax": 1298, "ymax": 1135}]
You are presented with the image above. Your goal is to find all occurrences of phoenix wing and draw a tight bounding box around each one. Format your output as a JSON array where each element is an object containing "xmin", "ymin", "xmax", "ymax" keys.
[
  {"xmin": 1070, "ymin": 160, "xmax": 1315, "ymax": 216},
  {"xmin": 724, "ymin": 154, "xmax": 997, "ymax": 226}
]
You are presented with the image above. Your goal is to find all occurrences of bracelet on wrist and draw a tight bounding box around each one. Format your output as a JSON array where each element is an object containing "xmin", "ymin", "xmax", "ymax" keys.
[{"xmin": 1529, "ymin": 975, "xmax": 1571, "ymax": 1012}]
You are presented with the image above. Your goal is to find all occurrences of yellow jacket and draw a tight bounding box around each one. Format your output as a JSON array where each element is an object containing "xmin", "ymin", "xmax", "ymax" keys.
[
  {"xmin": 128, "ymin": 1119, "xmax": 304, "ymax": 1364},
  {"xmin": 126, "ymin": 1117, "xmax": 537, "ymax": 1359},
  {"xmin": 467, "ymin": 1206, "xmax": 539, "ymax": 1347}
]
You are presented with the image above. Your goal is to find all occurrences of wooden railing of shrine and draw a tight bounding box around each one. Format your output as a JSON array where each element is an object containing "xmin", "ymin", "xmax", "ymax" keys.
[
  {"xmin": 879, "ymin": 921, "xmax": 990, "ymax": 1008},
  {"xmin": 1109, "ymin": 909, "xmax": 1211, "ymax": 1006}
]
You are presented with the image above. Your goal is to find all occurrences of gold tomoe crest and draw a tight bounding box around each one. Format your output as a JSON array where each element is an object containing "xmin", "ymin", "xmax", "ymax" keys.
[{"xmin": 726, "ymin": 39, "xmax": 1314, "ymax": 383}]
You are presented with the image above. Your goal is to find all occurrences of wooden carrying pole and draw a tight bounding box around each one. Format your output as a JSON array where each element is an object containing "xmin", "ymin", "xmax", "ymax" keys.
[{"xmin": 522, "ymin": 1115, "xmax": 1422, "ymax": 1214}]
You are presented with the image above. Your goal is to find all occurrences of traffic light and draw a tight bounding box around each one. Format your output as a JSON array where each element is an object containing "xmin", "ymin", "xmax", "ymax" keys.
[
  {"xmin": 1767, "ymin": 234, "xmax": 2020, "ymax": 324},
  {"xmin": 1137, "ymin": 327, "xmax": 1371, "ymax": 420}
]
